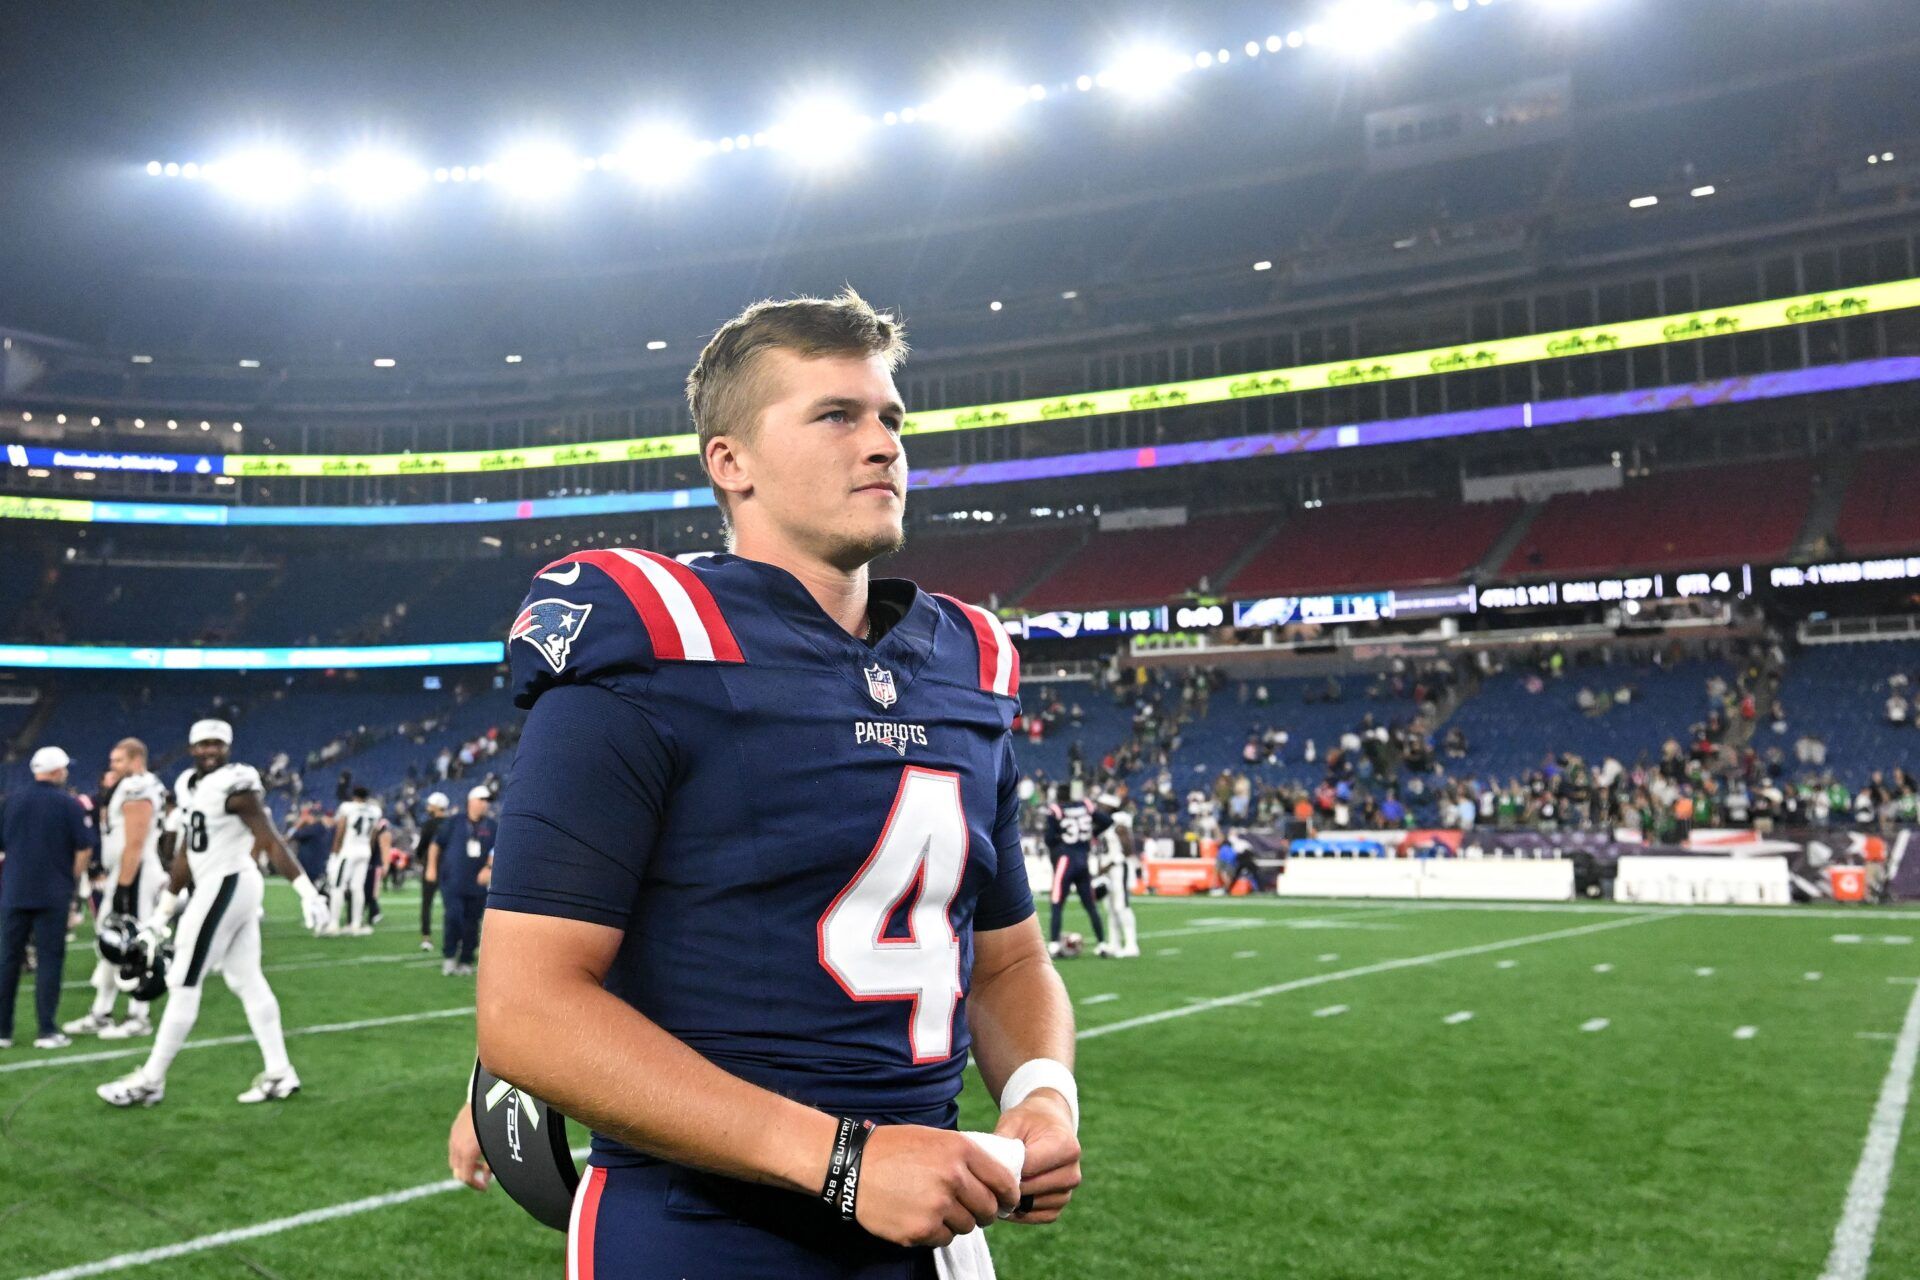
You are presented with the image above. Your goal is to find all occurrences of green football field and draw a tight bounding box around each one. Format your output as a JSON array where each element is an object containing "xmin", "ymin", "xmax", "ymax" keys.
[{"xmin": 6, "ymin": 888, "xmax": 1920, "ymax": 1279}]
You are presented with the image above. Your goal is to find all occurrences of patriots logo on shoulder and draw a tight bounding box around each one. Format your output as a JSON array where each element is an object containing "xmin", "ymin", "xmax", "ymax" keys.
[
  {"xmin": 864, "ymin": 663, "xmax": 897, "ymax": 709},
  {"xmin": 510, "ymin": 598, "xmax": 593, "ymax": 674}
]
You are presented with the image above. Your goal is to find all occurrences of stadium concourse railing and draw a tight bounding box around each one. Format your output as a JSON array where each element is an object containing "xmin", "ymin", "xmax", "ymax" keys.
[{"xmin": 3, "ymin": 353, "xmax": 1919, "ymax": 528}]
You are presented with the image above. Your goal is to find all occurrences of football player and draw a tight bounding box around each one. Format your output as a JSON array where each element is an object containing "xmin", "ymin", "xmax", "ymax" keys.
[
  {"xmin": 65, "ymin": 739, "xmax": 168, "ymax": 1039},
  {"xmin": 1043, "ymin": 784, "xmax": 1111, "ymax": 959},
  {"xmin": 327, "ymin": 786, "xmax": 384, "ymax": 935},
  {"xmin": 96, "ymin": 719, "xmax": 330, "ymax": 1108},
  {"xmin": 1091, "ymin": 794, "xmax": 1139, "ymax": 959},
  {"xmin": 474, "ymin": 292, "xmax": 1081, "ymax": 1278}
]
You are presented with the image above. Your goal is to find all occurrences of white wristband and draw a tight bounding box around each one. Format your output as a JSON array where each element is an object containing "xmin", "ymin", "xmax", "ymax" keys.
[
  {"xmin": 293, "ymin": 875, "xmax": 322, "ymax": 904},
  {"xmin": 999, "ymin": 1058, "xmax": 1079, "ymax": 1134}
]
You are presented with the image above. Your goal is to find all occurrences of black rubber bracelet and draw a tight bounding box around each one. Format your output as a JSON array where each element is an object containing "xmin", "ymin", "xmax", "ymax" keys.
[{"xmin": 819, "ymin": 1117, "xmax": 876, "ymax": 1223}]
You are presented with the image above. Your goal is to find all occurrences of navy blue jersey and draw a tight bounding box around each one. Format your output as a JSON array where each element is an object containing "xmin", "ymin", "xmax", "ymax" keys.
[
  {"xmin": 489, "ymin": 548, "xmax": 1035, "ymax": 1163},
  {"xmin": 1043, "ymin": 799, "xmax": 1113, "ymax": 858}
]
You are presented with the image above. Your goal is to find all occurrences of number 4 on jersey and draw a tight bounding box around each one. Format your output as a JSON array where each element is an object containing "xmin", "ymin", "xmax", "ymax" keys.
[{"xmin": 817, "ymin": 767, "xmax": 969, "ymax": 1064}]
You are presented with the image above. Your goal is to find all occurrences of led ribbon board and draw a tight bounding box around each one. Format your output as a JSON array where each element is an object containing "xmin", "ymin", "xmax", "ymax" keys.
[
  {"xmin": 139, "ymin": 275, "xmax": 1920, "ymax": 480},
  {"xmin": 0, "ymin": 641, "xmax": 505, "ymax": 671},
  {"xmin": 3, "ymin": 354, "xmax": 1918, "ymax": 527}
]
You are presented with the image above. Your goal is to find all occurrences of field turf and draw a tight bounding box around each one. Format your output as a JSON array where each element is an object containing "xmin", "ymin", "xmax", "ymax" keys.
[{"xmin": 5, "ymin": 888, "xmax": 1920, "ymax": 1279}]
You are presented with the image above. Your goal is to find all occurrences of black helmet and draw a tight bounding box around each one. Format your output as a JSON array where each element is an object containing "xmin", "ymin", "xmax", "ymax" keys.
[
  {"xmin": 96, "ymin": 913, "xmax": 142, "ymax": 966},
  {"xmin": 115, "ymin": 934, "xmax": 172, "ymax": 1002}
]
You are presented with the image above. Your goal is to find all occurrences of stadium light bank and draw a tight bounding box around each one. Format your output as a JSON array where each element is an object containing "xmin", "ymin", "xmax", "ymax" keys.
[{"xmin": 140, "ymin": 0, "xmax": 1600, "ymax": 204}]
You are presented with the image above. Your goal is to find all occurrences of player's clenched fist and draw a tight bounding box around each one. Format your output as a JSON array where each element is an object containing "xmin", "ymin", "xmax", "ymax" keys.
[
  {"xmin": 993, "ymin": 1092, "xmax": 1081, "ymax": 1224},
  {"xmin": 854, "ymin": 1125, "xmax": 1020, "ymax": 1248}
]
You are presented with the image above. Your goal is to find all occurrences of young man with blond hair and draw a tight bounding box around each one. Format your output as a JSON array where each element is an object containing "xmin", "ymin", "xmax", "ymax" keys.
[
  {"xmin": 65, "ymin": 738, "xmax": 168, "ymax": 1039},
  {"xmin": 473, "ymin": 291, "xmax": 1081, "ymax": 1278}
]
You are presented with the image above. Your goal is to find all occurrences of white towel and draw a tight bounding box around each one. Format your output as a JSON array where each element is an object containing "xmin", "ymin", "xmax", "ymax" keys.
[{"xmin": 932, "ymin": 1132, "xmax": 1026, "ymax": 1280}]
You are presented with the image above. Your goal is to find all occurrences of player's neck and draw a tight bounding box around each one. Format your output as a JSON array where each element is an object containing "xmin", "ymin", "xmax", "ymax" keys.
[{"xmin": 732, "ymin": 532, "xmax": 871, "ymax": 638}]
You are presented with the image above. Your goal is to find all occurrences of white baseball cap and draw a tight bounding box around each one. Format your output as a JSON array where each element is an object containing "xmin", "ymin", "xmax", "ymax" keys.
[
  {"xmin": 467, "ymin": 785, "xmax": 493, "ymax": 802},
  {"xmin": 188, "ymin": 718, "xmax": 234, "ymax": 745},
  {"xmin": 29, "ymin": 746, "xmax": 70, "ymax": 774},
  {"xmin": 426, "ymin": 791, "xmax": 450, "ymax": 810}
]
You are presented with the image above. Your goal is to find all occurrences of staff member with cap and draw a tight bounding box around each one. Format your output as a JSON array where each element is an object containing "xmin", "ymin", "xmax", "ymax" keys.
[
  {"xmin": 425, "ymin": 786, "xmax": 494, "ymax": 976},
  {"xmin": 416, "ymin": 791, "xmax": 450, "ymax": 953},
  {"xmin": 0, "ymin": 747, "xmax": 95, "ymax": 1049}
]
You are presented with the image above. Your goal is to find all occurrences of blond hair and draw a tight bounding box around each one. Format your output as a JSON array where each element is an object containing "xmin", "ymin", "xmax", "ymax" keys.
[{"xmin": 686, "ymin": 289, "xmax": 907, "ymax": 517}]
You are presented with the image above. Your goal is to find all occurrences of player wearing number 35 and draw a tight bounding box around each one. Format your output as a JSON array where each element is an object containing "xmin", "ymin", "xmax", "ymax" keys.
[{"xmin": 477, "ymin": 291, "xmax": 1083, "ymax": 1279}]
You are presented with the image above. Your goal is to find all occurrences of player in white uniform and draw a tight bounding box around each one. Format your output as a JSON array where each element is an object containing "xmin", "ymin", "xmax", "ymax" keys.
[
  {"xmin": 327, "ymin": 787, "xmax": 385, "ymax": 936},
  {"xmin": 97, "ymin": 719, "xmax": 330, "ymax": 1108},
  {"xmin": 1092, "ymin": 794, "xmax": 1140, "ymax": 959},
  {"xmin": 64, "ymin": 739, "xmax": 169, "ymax": 1039}
]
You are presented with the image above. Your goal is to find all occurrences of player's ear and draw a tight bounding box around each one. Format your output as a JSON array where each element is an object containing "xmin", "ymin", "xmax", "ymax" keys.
[{"xmin": 704, "ymin": 434, "xmax": 754, "ymax": 505}]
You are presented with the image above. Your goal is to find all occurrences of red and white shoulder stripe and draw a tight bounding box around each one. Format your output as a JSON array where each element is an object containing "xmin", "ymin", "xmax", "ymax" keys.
[
  {"xmin": 539, "ymin": 548, "xmax": 745, "ymax": 664},
  {"xmin": 936, "ymin": 594, "xmax": 1020, "ymax": 699}
]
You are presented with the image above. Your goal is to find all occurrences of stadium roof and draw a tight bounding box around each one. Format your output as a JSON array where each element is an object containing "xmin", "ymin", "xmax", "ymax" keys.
[{"xmin": 3, "ymin": 0, "xmax": 1918, "ymax": 353}]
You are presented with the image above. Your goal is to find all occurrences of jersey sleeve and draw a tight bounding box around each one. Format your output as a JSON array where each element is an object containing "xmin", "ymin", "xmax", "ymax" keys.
[
  {"xmin": 509, "ymin": 551, "xmax": 665, "ymax": 709},
  {"xmin": 488, "ymin": 681, "xmax": 677, "ymax": 928},
  {"xmin": 974, "ymin": 735, "xmax": 1036, "ymax": 932},
  {"xmin": 225, "ymin": 765, "xmax": 264, "ymax": 799}
]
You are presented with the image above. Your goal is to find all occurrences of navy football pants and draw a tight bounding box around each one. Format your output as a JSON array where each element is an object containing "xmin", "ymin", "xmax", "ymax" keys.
[
  {"xmin": 568, "ymin": 1161, "xmax": 941, "ymax": 1280},
  {"xmin": 1048, "ymin": 851, "xmax": 1105, "ymax": 945},
  {"xmin": 441, "ymin": 888, "xmax": 484, "ymax": 964}
]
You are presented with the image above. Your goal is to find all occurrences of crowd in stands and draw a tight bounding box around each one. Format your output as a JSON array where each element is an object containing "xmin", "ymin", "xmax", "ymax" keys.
[{"xmin": 1019, "ymin": 639, "xmax": 1920, "ymax": 845}]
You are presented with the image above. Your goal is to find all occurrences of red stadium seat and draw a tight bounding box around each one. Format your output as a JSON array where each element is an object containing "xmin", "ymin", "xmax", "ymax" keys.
[
  {"xmin": 1502, "ymin": 461, "xmax": 1812, "ymax": 578},
  {"xmin": 1226, "ymin": 498, "xmax": 1520, "ymax": 596}
]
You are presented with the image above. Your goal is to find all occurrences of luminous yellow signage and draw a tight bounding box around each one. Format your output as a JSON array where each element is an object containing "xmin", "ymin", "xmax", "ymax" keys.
[
  {"xmin": 221, "ymin": 277, "xmax": 1920, "ymax": 478},
  {"xmin": 0, "ymin": 495, "xmax": 93, "ymax": 522}
]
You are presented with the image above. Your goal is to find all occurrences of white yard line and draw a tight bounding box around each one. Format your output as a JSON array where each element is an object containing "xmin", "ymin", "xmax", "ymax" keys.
[
  {"xmin": 1079, "ymin": 993, "xmax": 1120, "ymax": 1005},
  {"xmin": 62, "ymin": 951, "xmax": 438, "ymax": 991},
  {"xmin": 0, "ymin": 1007, "xmax": 472, "ymax": 1075},
  {"xmin": 19, "ymin": 1144, "xmax": 590, "ymax": 1280},
  {"xmin": 1077, "ymin": 912, "xmax": 1668, "ymax": 1041},
  {"xmin": 1580, "ymin": 1018, "xmax": 1611, "ymax": 1032},
  {"xmin": 1443, "ymin": 1011, "xmax": 1475, "ymax": 1025},
  {"xmin": 19, "ymin": 1181, "xmax": 462, "ymax": 1280},
  {"xmin": 1136, "ymin": 906, "xmax": 1405, "ymax": 941},
  {"xmin": 1820, "ymin": 978, "xmax": 1920, "ymax": 1280},
  {"xmin": 1312, "ymin": 1004, "xmax": 1349, "ymax": 1018}
]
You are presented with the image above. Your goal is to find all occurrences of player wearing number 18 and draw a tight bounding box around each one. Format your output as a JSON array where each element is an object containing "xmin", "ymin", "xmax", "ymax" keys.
[{"xmin": 478, "ymin": 291, "xmax": 1082, "ymax": 1279}]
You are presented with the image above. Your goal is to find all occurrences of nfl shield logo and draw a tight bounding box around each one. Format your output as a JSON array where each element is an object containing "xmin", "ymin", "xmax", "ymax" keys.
[{"xmin": 864, "ymin": 663, "xmax": 898, "ymax": 709}]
